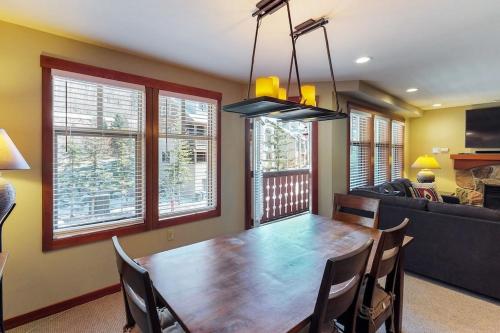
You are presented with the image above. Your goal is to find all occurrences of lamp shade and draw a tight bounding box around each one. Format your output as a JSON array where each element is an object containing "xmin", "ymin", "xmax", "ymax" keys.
[
  {"xmin": 0, "ymin": 129, "xmax": 30, "ymax": 170},
  {"xmin": 411, "ymin": 154, "xmax": 440, "ymax": 170}
]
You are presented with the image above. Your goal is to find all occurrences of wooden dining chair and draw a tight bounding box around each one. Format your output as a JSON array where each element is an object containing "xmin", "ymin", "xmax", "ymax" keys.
[
  {"xmin": 356, "ymin": 218, "xmax": 410, "ymax": 333},
  {"xmin": 333, "ymin": 193, "xmax": 381, "ymax": 228},
  {"xmin": 309, "ymin": 239, "xmax": 374, "ymax": 333},
  {"xmin": 112, "ymin": 236, "xmax": 185, "ymax": 333}
]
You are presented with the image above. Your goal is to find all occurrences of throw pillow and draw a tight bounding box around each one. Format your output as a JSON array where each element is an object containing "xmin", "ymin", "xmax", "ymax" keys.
[{"xmin": 411, "ymin": 182, "xmax": 444, "ymax": 202}]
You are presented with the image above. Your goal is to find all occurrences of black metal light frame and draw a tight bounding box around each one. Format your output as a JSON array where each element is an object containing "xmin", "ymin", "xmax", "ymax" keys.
[{"xmin": 223, "ymin": 0, "xmax": 346, "ymax": 122}]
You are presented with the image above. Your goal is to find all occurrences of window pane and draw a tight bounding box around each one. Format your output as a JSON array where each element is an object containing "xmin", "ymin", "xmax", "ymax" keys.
[
  {"xmin": 374, "ymin": 116, "xmax": 390, "ymax": 186},
  {"xmin": 260, "ymin": 118, "xmax": 310, "ymax": 172},
  {"xmin": 350, "ymin": 111, "xmax": 371, "ymax": 190},
  {"xmin": 52, "ymin": 74, "xmax": 145, "ymax": 234},
  {"xmin": 392, "ymin": 121, "xmax": 405, "ymax": 180},
  {"xmin": 158, "ymin": 93, "xmax": 217, "ymax": 219}
]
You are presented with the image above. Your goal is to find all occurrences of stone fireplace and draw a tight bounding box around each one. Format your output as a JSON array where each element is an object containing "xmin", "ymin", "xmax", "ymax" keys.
[
  {"xmin": 451, "ymin": 154, "xmax": 500, "ymax": 207},
  {"xmin": 483, "ymin": 180, "xmax": 500, "ymax": 209}
]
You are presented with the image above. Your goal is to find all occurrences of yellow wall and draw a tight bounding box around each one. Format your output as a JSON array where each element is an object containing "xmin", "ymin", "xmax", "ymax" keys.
[
  {"xmin": 409, "ymin": 106, "xmax": 469, "ymax": 192},
  {"xmin": 0, "ymin": 20, "xmax": 246, "ymax": 319},
  {"xmin": 0, "ymin": 18, "xmax": 416, "ymax": 320}
]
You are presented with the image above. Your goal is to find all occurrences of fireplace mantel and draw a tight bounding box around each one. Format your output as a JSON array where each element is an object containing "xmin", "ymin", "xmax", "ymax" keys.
[{"xmin": 450, "ymin": 154, "xmax": 500, "ymax": 169}]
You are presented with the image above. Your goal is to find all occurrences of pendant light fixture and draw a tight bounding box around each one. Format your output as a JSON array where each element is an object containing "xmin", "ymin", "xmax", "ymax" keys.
[{"xmin": 223, "ymin": 0, "xmax": 347, "ymax": 122}]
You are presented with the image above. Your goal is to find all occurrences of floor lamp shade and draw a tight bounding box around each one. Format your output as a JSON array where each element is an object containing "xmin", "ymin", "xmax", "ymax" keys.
[{"xmin": 0, "ymin": 129, "xmax": 30, "ymax": 218}]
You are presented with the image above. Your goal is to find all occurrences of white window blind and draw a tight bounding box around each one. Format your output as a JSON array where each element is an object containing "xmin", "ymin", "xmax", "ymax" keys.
[
  {"xmin": 374, "ymin": 116, "xmax": 390, "ymax": 186},
  {"xmin": 391, "ymin": 121, "xmax": 405, "ymax": 180},
  {"xmin": 52, "ymin": 73, "xmax": 145, "ymax": 236},
  {"xmin": 158, "ymin": 91, "xmax": 218, "ymax": 218},
  {"xmin": 350, "ymin": 111, "xmax": 372, "ymax": 190}
]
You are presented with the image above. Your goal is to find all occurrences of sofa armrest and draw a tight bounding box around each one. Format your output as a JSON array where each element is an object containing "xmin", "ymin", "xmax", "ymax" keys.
[{"xmin": 442, "ymin": 195, "xmax": 460, "ymax": 204}]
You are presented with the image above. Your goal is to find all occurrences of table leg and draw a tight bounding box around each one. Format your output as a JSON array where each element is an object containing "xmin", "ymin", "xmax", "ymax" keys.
[{"xmin": 393, "ymin": 248, "xmax": 405, "ymax": 333}]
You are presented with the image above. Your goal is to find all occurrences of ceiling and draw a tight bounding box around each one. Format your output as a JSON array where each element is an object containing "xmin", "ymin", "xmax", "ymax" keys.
[{"xmin": 2, "ymin": 0, "xmax": 500, "ymax": 110}]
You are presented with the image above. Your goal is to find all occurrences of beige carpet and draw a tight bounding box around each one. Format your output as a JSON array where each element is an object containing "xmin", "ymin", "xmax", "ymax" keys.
[{"xmin": 8, "ymin": 274, "xmax": 500, "ymax": 333}]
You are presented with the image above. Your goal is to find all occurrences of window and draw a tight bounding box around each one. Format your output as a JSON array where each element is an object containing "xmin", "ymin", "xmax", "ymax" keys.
[
  {"xmin": 158, "ymin": 91, "xmax": 218, "ymax": 219},
  {"xmin": 348, "ymin": 106, "xmax": 405, "ymax": 191},
  {"xmin": 391, "ymin": 121, "xmax": 405, "ymax": 180},
  {"xmin": 51, "ymin": 72, "xmax": 145, "ymax": 238},
  {"xmin": 374, "ymin": 116, "xmax": 390, "ymax": 185},
  {"xmin": 349, "ymin": 111, "xmax": 372, "ymax": 190},
  {"xmin": 42, "ymin": 56, "xmax": 221, "ymax": 251}
]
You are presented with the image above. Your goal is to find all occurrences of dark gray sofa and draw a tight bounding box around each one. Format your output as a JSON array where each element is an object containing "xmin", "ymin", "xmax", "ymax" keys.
[{"xmin": 351, "ymin": 179, "xmax": 500, "ymax": 300}]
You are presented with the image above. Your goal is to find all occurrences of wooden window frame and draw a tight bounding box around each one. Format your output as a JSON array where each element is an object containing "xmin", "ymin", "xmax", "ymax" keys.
[
  {"xmin": 346, "ymin": 102, "xmax": 405, "ymax": 192},
  {"xmin": 41, "ymin": 56, "xmax": 222, "ymax": 251}
]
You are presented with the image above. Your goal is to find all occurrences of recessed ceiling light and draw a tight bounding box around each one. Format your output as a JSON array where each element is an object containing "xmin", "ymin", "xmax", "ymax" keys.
[
  {"xmin": 432, "ymin": 103, "xmax": 442, "ymax": 107},
  {"xmin": 355, "ymin": 56, "xmax": 372, "ymax": 64},
  {"xmin": 406, "ymin": 88, "xmax": 419, "ymax": 93}
]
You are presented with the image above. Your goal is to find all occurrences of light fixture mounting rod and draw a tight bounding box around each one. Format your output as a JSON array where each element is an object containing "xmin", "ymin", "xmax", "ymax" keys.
[
  {"xmin": 247, "ymin": 17, "xmax": 262, "ymax": 99},
  {"xmin": 252, "ymin": 0, "xmax": 288, "ymax": 18},
  {"xmin": 290, "ymin": 17, "xmax": 342, "ymax": 112}
]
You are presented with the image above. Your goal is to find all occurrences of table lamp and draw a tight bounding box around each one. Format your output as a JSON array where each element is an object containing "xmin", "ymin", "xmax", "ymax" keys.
[
  {"xmin": 411, "ymin": 154, "xmax": 440, "ymax": 183},
  {"xmin": 0, "ymin": 129, "xmax": 30, "ymax": 248}
]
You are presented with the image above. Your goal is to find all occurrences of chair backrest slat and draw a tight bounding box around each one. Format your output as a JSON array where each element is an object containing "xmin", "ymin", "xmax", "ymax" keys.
[
  {"xmin": 333, "ymin": 194, "xmax": 380, "ymax": 228},
  {"xmin": 112, "ymin": 236, "xmax": 162, "ymax": 333},
  {"xmin": 365, "ymin": 219, "xmax": 409, "ymax": 305},
  {"xmin": 310, "ymin": 239, "xmax": 374, "ymax": 333}
]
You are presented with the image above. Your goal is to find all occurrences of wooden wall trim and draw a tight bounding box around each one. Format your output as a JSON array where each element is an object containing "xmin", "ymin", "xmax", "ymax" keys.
[
  {"xmin": 311, "ymin": 122, "xmax": 319, "ymax": 215},
  {"xmin": 5, "ymin": 284, "xmax": 121, "ymax": 330},
  {"xmin": 40, "ymin": 55, "xmax": 222, "ymax": 101}
]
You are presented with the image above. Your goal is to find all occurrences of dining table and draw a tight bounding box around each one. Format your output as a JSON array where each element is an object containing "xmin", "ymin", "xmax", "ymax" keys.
[{"xmin": 137, "ymin": 214, "xmax": 413, "ymax": 333}]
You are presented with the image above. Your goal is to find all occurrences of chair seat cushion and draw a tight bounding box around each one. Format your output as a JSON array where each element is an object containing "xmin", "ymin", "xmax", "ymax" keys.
[
  {"xmin": 162, "ymin": 322, "xmax": 186, "ymax": 333},
  {"xmin": 360, "ymin": 283, "xmax": 394, "ymax": 322},
  {"xmin": 370, "ymin": 284, "xmax": 394, "ymax": 319},
  {"xmin": 158, "ymin": 307, "xmax": 176, "ymax": 329}
]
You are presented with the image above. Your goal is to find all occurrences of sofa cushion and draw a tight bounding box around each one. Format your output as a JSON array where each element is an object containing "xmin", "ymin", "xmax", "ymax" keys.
[
  {"xmin": 351, "ymin": 190, "xmax": 428, "ymax": 210},
  {"xmin": 412, "ymin": 182, "xmax": 443, "ymax": 202},
  {"xmin": 379, "ymin": 195, "xmax": 428, "ymax": 210},
  {"xmin": 390, "ymin": 178, "xmax": 414, "ymax": 197},
  {"xmin": 352, "ymin": 182, "xmax": 403, "ymax": 197},
  {"xmin": 427, "ymin": 201, "xmax": 500, "ymax": 222}
]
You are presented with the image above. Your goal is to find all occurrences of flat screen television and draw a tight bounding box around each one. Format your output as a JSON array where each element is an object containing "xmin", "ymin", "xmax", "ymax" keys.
[{"xmin": 466, "ymin": 107, "xmax": 500, "ymax": 148}]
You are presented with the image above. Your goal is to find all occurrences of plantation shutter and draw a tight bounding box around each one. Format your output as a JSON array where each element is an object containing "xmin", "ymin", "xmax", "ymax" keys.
[
  {"xmin": 374, "ymin": 115, "xmax": 390, "ymax": 185},
  {"xmin": 349, "ymin": 111, "xmax": 372, "ymax": 190},
  {"xmin": 52, "ymin": 71, "xmax": 145, "ymax": 236},
  {"xmin": 158, "ymin": 91, "xmax": 218, "ymax": 218},
  {"xmin": 391, "ymin": 121, "xmax": 405, "ymax": 180}
]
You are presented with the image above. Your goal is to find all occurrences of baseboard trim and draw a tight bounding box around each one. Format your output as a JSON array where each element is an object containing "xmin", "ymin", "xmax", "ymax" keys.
[{"xmin": 5, "ymin": 283, "xmax": 121, "ymax": 330}]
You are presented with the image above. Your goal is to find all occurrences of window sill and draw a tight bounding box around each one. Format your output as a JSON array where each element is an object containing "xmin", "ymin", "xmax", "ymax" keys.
[
  {"xmin": 42, "ymin": 208, "xmax": 221, "ymax": 252},
  {"xmin": 43, "ymin": 222, "xmax": 148, "ymax": 252},
  {"xmin": 155, "ymin": 208, "xmax": 221, "ymax": 229}
]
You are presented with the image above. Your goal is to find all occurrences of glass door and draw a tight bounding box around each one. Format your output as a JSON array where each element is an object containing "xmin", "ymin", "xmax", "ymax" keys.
[{"xmin": 250, "ymin": 117, "xmax": 313, "ymax": 227}]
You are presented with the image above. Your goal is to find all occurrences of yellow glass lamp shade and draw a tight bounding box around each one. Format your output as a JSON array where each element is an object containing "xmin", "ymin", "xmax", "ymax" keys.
[
  {"xmin": 278, "ymin": 88, "xmax": 287, "ymax": 101},
  {"xmin": 268, "ymin": 76, "xmax": 280, "ymax": 98},
  {"xmin": 256, "ymin": 77, "xmax": 275, "ymax": 98},
  {"xmin": 300, "ymin": 85, "xmax": 316, "ymax": 106},
  {"xmin": 411, "ymin": 154, "xmax": 440, "ymax": 183}
]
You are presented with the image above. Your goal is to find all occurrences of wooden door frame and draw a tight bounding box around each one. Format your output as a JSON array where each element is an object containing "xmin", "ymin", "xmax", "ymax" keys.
[{"xmin": 244, "ymin": 119, "xmax": 318, "ymax": 230}]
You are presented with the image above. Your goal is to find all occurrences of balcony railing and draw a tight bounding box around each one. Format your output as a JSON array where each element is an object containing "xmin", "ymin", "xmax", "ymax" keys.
[{"xmin": 261, "ymin": 168, "xmax": 310, "ymax": 223}]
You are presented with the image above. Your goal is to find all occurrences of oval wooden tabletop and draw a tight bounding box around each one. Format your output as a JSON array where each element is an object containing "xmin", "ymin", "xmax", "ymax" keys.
[{"xmin": 137, "ymin": 214, "xmax": 382, "ymax": 333}]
